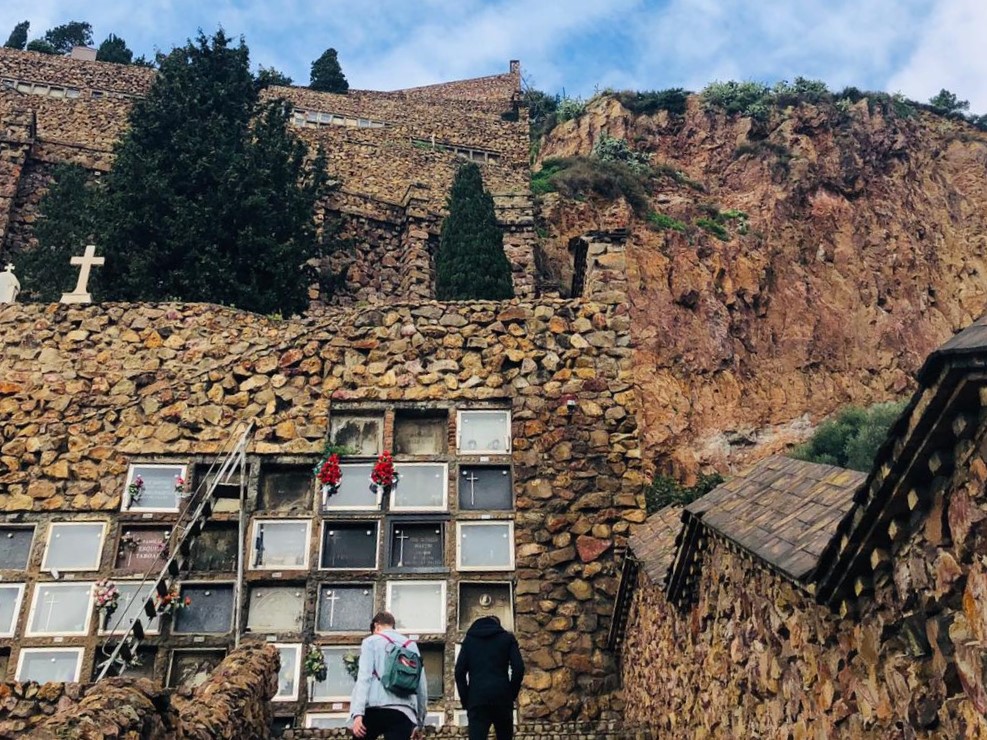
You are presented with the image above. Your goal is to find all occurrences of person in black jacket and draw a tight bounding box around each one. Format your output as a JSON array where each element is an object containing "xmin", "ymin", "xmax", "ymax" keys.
[{"xmin": 454, "ymin": 615, "xmax": 525, "ymax": 740}]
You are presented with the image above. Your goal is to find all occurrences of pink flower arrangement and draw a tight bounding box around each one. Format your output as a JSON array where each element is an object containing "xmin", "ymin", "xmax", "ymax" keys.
[
  {"xmin": 126, "ymin": 475, "xmax": 145, "ymax": 508},
  {"xmin": 94, "ymin": 579, "xmax": 120, "ymax": 613}
]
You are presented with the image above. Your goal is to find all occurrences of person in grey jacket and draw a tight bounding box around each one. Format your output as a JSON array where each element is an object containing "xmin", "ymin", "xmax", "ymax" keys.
[{"xmin": 349, "ymin": 611, "xmax": 428, "ymax": 740}]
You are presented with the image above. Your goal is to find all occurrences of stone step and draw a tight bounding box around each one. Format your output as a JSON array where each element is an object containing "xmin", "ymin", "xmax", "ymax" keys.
[{"xmin": 282, "ymin": 720, "xmax": 653, "ymax": 739}]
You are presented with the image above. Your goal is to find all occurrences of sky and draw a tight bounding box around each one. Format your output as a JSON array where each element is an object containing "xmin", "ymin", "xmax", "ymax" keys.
[{"xmin": 2, "ymin": 0, "xmax": 986, "ymax": 113}]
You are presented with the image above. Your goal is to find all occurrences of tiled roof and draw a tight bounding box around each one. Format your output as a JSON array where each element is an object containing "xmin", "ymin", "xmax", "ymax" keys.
[
  {"xmin": 686, "ymin": 456, "xmax": 866, "ymax": 582},
  {"xmin": 628, "ymin": 506, "xmax": 683, "ymax": 585}
]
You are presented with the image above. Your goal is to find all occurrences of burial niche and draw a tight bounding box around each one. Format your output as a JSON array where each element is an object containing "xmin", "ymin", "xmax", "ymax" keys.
[
  {"xmin": 247, "ymin": 586, "xmax": 305, "ymax": 633},
  {"xmin": 458, "ymin": 466, "xmax": 512, "ymax": 510},
  {"xmin": 391, "ymin": 464, "xmax": 447, "ymax": 510},
  {"xmin": 394, "ymin": 411, "xmax": 448, "ymax": 455},
  {"xmin": 168, "ymin": 649, "xmax": 226, "ymax": 689},
  {"xmin": 320, "ymin": 521, "xmax": 378, "ymax": 570},
  {"xmin": 459, "ymin": 582, "xmax": 514, "ymax": 630},
  {"xmin": 114, "ymin": 527, "xmax": 170, "ymax": 574},
  {"xmin": 0, "ymin": 526, "xmax": 34, "ymax": 569},
  {"xmin": 316, "ymin": 584, "xmax": 374, "ymax": 633},
  {"xmin": 188, "ymin": 525, "xmax": 238, "ymax": 572},
  {"xmin": 173, "ymin": 584, "xmax": 235, "ymax": 634},
  {"xmin": 387, "ymin": 521, "xmax": 444, "ymax": 571},
  {"xmin": 329, "ymin": 414, "xmax": 383, "ymax": 457}
]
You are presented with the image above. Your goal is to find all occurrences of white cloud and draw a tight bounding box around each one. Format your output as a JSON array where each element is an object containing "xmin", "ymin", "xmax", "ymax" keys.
[{"xmin": 886, "ymin": 0, "xmax": 987, "ymax": 113}]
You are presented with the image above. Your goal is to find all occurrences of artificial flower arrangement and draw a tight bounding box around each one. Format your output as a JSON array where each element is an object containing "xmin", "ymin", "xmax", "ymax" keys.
[
  {"xmin": 317, "ymin": 453, "xmax": 342, "ymax": 507},
  {"xmin": 93, "ymin": 579, "xmax": 120, "ymax": 618},
  {"xmin": 175, "ymin": 474, "xmax": 191, "ymax": 499},
  {"xmin": 369, "ymin": 451, "xmax": 399, "ymax": 495},
  {"xmin": 343, "ymin": 652, "xmax": 360, "ymax": 681},
  {"xmin": 303, "ymin": 646, "xmax": 328, "ymax": 682},
  {"xmin": 126, "ymin": 475, "xmax": 145, "ymax": 509},
  {"xmin": 119, "ymin": 531, "xmax": 140, "ymax": 552},
  {"xmin": 155, "ymin": 587, "xmax": 191, "ymax": 617}
]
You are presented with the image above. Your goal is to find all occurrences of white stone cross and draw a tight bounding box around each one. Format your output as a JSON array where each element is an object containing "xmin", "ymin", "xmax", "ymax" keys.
[
  {"xmin": 323, "ymin": 589, "xmax": 340, "ymax": 627},
  {"xmin": 0, "ymin": 263, "xmax": 20, "ymax": 304},
  {"xmin": 395, "ymin": 529, "xmax": 410, "ymax": 567},
  {"xmin": 60, "ymin": 245, "xmax": 105, "ymax": 304},
  {"xmin": 462, "ymin": 470, "xmax": 480, "ymax": 506}
]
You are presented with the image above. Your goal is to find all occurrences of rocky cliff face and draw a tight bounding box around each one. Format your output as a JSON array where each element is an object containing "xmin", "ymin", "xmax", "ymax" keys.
[{"xmin": 537, "ymin": 95, "xmax": 987, "ymax": 477}]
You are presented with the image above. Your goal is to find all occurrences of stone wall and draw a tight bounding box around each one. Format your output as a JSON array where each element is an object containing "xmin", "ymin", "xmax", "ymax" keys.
[
  {"xmin": 620, "ymin": 409, "xmax": 987, "ymax": 737},
  {"xmin": 0, "ymin": 296, "xmax": 644, "ymax": 721},
  {"xmin": 0, "ymin": 681, "xmax": 85, "ymax": 736},
  {"xmin": 285, "ymin": 720, "xmax": 651, "ymax": 739}
]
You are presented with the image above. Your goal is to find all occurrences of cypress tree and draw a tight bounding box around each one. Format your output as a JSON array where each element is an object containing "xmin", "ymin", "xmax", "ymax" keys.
[
  {"xmin": 310, "ymin": 48, "xmax": 348, "ymax": 93},
  {"xmin": 4, "ymin": 21, "xmax": 29, "ymax": 50},
  {"xmin": 435, "ymin": 163, "xmax": 514, "ymax": 300}
]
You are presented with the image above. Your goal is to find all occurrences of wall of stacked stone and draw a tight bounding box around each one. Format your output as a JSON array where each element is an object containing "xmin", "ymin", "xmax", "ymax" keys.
[
  {"xmin": 0, "ymin": 296, "xmax": 645, "ymax": 720},
  {"xmin": 621, "ymin": 410, "xmax": 987, "ymax": 737},
  {"xmin": 0, "ymin": 681, "xmax": 85, "ymax": 735},
  {"xmin": 285, "ymin": 720, "xmax": 652, "ymax": 739},
  {"xmin": 395, "ymin": 65, "xmax": 520, "ymax": 105},
  {"xmin": 0, "ymin": 48, "xmax": 154, "ymax": 96}
]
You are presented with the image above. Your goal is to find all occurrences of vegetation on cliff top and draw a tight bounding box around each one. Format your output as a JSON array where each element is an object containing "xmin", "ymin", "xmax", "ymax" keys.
[
  {"xmin": 790, "ymin": 401, "xmax": 907, "ymax": 472},
  {"xmin": 645, "ymin": 472, "xmax": 725, "ymax": 514}
]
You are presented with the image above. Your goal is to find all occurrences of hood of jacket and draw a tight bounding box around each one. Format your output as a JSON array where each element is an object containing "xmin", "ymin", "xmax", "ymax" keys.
[{"xmin": 465, "ymin": 616, "xmax": 506, "ymax": 639}]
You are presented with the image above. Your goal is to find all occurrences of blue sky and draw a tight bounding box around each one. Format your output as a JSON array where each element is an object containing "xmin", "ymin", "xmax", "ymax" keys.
[{"xmin": 2, "ymin": 0, "xmax": 986, "ymax": 113}]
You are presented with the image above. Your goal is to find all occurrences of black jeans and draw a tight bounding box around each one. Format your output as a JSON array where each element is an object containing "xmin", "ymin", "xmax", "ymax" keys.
[
  {"xmin": 467, "ymin": 704, "xmax": 513, "ymax": 740},
  {"xmin": 357, "ymin": 707, "xmax": 415, "ymax": 740}
]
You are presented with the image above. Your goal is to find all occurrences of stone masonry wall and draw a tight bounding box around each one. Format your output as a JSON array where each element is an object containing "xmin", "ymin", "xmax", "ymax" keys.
[
  {"xmin": 0, "ymin": 297, "xmax": 645, "ymax": 721},
  {"xmin": 621, "ymin": 411, "xmax": 987, "ymax": 737}
]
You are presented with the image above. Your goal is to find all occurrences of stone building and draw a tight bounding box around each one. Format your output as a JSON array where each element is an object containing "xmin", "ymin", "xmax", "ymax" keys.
[{"xmin": 613, "ymin": 316, "xmax": 987, "ymax": 737}]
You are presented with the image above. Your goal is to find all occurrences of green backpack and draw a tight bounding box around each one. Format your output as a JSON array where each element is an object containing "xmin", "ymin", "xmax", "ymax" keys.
[{"xmin": 378, "ymin": 634, "xmax": 422, "ymax": 696}]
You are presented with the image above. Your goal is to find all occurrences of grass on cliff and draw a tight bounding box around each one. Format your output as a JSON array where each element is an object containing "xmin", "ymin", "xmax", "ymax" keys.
[
  {"xmin": 790, "ymin": 401, "xmax": 907, "ymax": 472},
  {"xmin": 531, "ymin": 156, "xmax": 650, "ymax": 215},
  {"xmin": 645, "ymin": 473, "xmax": 725, "ymax": 514}
]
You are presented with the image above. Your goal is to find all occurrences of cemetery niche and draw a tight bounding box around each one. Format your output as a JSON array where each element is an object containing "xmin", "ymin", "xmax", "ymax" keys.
[
  {"xmin": 0, "ymin": 526, "xmax": 35, "ymax": 569},
  {"xmin": 168, "ymin": 649, "xmax": 227, "ymax": 690},
  {"xmin": 323, "ymin": 463, "xmax": 379, "ymax": 510},
  {"xmin": 457, "ymin": 522, "xmax": 514, "ymax": 570},
  {"xmin": 388, "ymin": 581, "xmax": 446, "ymax": 633},
  {"xmin": 173, "ymin": 584, "xmax": 235, "ymax": 634},
  {"xmin": 458, "ymin": 466, "xmax": 512, "ymax": 510},
  {"xmin": 274, "ymin": 644, "xmax": 302, "ymax": 701},
  {"xmin": 419, "ymin": 644, "xmax": 444, "ymax": 701},
  {"xmin": 391, "ymin": 464, "xmax": 448, "ymax": 510},
  {"xmin": 459, "ymin": 582, "xmax": 514, "ymax": 630},
  {"xmin": 251, "ymin": 520, "xmax": 310, "ymax": 569},
  {"xmin": 328, "ymin": 415, "xmax": 383, "ymax": 457},
  {"xmin": 247, "ymin": 586, "xmax": 305, "ymax": 633},
  {"xmin": 27, "ymin": 582, "xmax": 93, "ymax": 635},
  {"xmin": 394, "ymin": 411, "xmax": 448, "ymax": 455},
  {"xmin": 317, "ymin": 584, "xmax": 374, "ymax": 633},
  {"xmin": 260, "ymin": 465, "xmax": 313, "ymax": 512},
  {"xmin": 321, "ymin": 522, "xmax": 378, "ymax": 570},
  {"xmin": 457, "ymin": 410, "xmax": 511, "ymax": 454},
  {"xmin": 125, "ymin": 463, "xmax": 187, "ymax": 511},
  {"xmin": 114, "ymin": 527, "xmax": 170, "ymax": 574},
  {"xmin": 188, "ymin": 525, "xmax": 238, "ymax": 572},
  {"xmin": 43, "ymin": 522, "xmax": 105, "ymax": 571},
  {"xmin": 0, "ymin": 585, "xmax": 24, "ymax": 636},
  {"xmin": 17, "ymin": 648, "xmax": 83, "ymax": 683},
  {"xmin": 100, "ymin": 581, "xmax": 161, "ymax": 634},
  {"xmin": 310, "ymin": 646, "xmax": 358, "ymax": 701},
  {"xmin": 387, "ymin": 521, "xmax": 445, "ymax": 571}
]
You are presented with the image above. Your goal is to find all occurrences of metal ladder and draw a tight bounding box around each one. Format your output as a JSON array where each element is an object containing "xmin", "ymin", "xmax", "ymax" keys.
[{"xmin": 95, "ymin": 421, "xmax": 253, "ymax": 680}]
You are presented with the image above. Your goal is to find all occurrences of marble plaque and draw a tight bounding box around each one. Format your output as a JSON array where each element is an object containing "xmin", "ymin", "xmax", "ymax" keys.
[
  {"xmin": 310, "ymin": 646, "xmax": 357, "ymax": 700},
  {"xmin": 306, "ymin": 714, "xmax": 349, "ymax": 729},
  {"xmin": 247, "ymin": 586, "xmax": 305, "ymax": 633},
  {"xmin": 392, "ymin": 464, "xmax": 447, "ymax": 510},
  {"xmin": 126, "ymin": 464, "xmax": 185, "ymax": 510},
  {"xmin": 458, "ymin": 466, "xmax": 513, "ymax": 510},
  {"xmin": 419, "ymin": 644, "xmax": 444, "ymax": 700},
  {"xmin": 168, "ymin": 649, "xmax": 226, "ymax": 689},
  {"xmin": 458, "ymin": 410, "xmax": 511, "ymax": 453},
  {"xmin": 251, "ymin": 520, "xmax": 309, "ymax": 569},
  {"xmin": 324, "ymin": 464, "xmax": 378, "ymax": 510},
  {"xmin": 459, "ymin": 583, "xmax": 514, "ymax": 630},
  {"xmin": 173, "ymin": 584, "xmax": 234, "ymax": 634},
  {"xmin": 458, "ymin": 522, "xmax": 513, "ymax": 570},
  {"xmin": 394, "ymin": 413, "xmax": 447, "ymax": 455},
  {"xmin": 102, "ymin": 581, "xmax": 161, "ymax": 634},
  {"xmin": 28, "ymin": 583, "xmax": 91, "ymax": 634},
  {"xmin": 114, "ymin": 527, "xmax": 170, "ymax": 574},
  {"xmin": 189, "ymin": 526, "xmax": 238, "ymax": 572},
  {"xmin": 0, "ymin": 527, "xmax": 34, "ymax": 569},
  {"xmin": 321, "ymin": 522, "xmax": 378, "ymax": 569},
  {"xmin": 44, "ymin": 522, "xmax": 104, "ymax": 570},
  {"xmin": 389, "ymin": 522, "xmax": 444, "ymax": 570},
  {"xmin": 18, "ymin": 649, "xmax": 81, "ymax": 682},
  {"xmin": 388, "ymin": 581, "xmax": 445, "ymax": 632},
  {"xmin": 329, "ymin": 415, "xmax": 383, "ymax": 457},
  {"xmin": 260, "ymin": 467, "xmax": 312, "ymax": 512},
  {"xmin": 316, "ymin": 584, "xmax": 374, "ymax": 632}
]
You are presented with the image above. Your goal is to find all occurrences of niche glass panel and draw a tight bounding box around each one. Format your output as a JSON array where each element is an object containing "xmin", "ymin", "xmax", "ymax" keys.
[
  {"xmin": 388, "ymin": 522, "xmax": 444, "ymax": 571},
  {"xmin": 17, "ymin": 649, "xmax": 82, "ymax": 682},
  {"xmin": 458, "ymin": 583, "xmax": 514, "ymax": 631},
  {"xmin": 274, "ymin": 644, "xmax": 301, "ymax": 701},
  {"xmin": 386, "ymin": 581, "xmax": 446, "ymax": 633},
  {"xmin": 259, "ymin": 466, "xmax": 313, "ymax": 512},
  {"xmin": 251, "ymin": 520, "xmax": 310, "ymax": 569},
  {"xmin": 329, "ymin": 415, "xmax": 383, "ymax": 457},
  {"xmin": 43, "ymin": 522, "xmax": 105, "ymax": 571},
  {"xmin": 114, "ymin": 527, "xmax": 170, "ymax": 574},
  {"xmin": 124, "ymin": 463, "xmax": 187, "ymax": 511},
  {"xmin": 0, "ymin": 584, "xmax": 24, "ymax": 636},
  {"xmin": 457, "ymin": 522, "xmax": 514, "ymax": 570},
  {"xmin": 0, "ymin": 527, "xmax": 34, "ymax": 569},
  {"xmin": 419, "ymin": 644, "xmax": 444, "ymax": 701},
  {"xmin": 458, "ymin": 467, "xmax": 513, "ymax": 510},
  {"xmin": 306, "ymin": 714, "xmax": 350, "ymax": 729},
  {"xmin": 323, "ymin": 464, "xmax": 379, "ymax": 511},
  {"xmin": 457, "ymin": 411, "xmax": 511, "ymax": 454},
  {"xmin": 28, "ymin": 583, "xmax": 92, "ymax": 635},
  {"xmin": 320, "ymin": 522, "xmax": 378, "ymax": 570},
  {"xmin": 394, "ymin": 412, "xmax": 448, "ymax": 455},
  {"xmin": 189, "ymin": 526, "xmax": 238, "ymax": 572},
  {"xmin": 102, "ymin": 581, "xmax": 161, "ymax": 634},
  {"xmin": 168, "ymin": 649, "xmax": 226, "ymax": 689},
  {"xmin": 173, "ymin": 584, "xmax": 234, "ymax": 634},
  {"xmin": 317, "ymin": 584, "xmax": 374, "ymax": 633},
  {"xmin": 391, "ymin": 464, "xmax": 447, "ymax": 510},
  {"xmin": 247, "ymin": 586, "xmax": 305, "ymax": 633},
  {"xmin": 310, "ymin": 646, "xmax": 358, "ymax": 701}
]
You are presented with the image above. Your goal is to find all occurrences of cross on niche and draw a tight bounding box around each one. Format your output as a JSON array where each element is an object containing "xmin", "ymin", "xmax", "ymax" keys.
[
  {"xmin": 462, "ymin": 470, "xmax": 480, "ymax": 506},
  {"xmin": 323, "ymin": 589, "xmax": 340, "ymax": 627},
  {"xmin": 395, "ymin": 529, "xmax": 410, "ymax": 567},
  {"xmin": 60, "ymin": 245, "xmax": 105, "ymax": 304}
]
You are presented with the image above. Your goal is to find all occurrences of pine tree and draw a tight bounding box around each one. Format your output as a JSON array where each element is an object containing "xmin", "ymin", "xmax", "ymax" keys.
[
  {"xmin": 256, "ymin": 66, "xmax": 293, "ymax": 89},
  {"xmin": 42, "ymin": 21, "xmax": 93, "ymax": 54},
  {"xmin": 91, "ymin": 30, "xmax": 334, "ymax": 315},
  {"xmin": 16, "ymin": 164, "xmax": 98, "ymax": 302},
  {"xmin": 97, "ymin": 34, "xmax": 133, "ymax": 64},
  {"xmin": 310, "ymin": 48, "xmax": 348, "ymax": 93},
  {"xmin": 435, "ymin": 163, "xmax": 514, "ymax": 300},
  {"xmin": 4, "ymin": 21, "xmax": 29, "ymax": 50}
]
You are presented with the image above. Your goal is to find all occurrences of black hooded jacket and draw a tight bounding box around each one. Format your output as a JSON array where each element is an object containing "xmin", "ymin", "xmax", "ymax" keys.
[{"xmin": 454, "ymin": 617, "xmax": 525, "ymax": 709}]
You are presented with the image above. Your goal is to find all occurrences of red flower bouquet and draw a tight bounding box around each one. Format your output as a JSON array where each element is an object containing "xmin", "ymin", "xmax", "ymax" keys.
[{"xmin": 369, "ymin": 451, "xmax": 399, "ymax": 495}]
